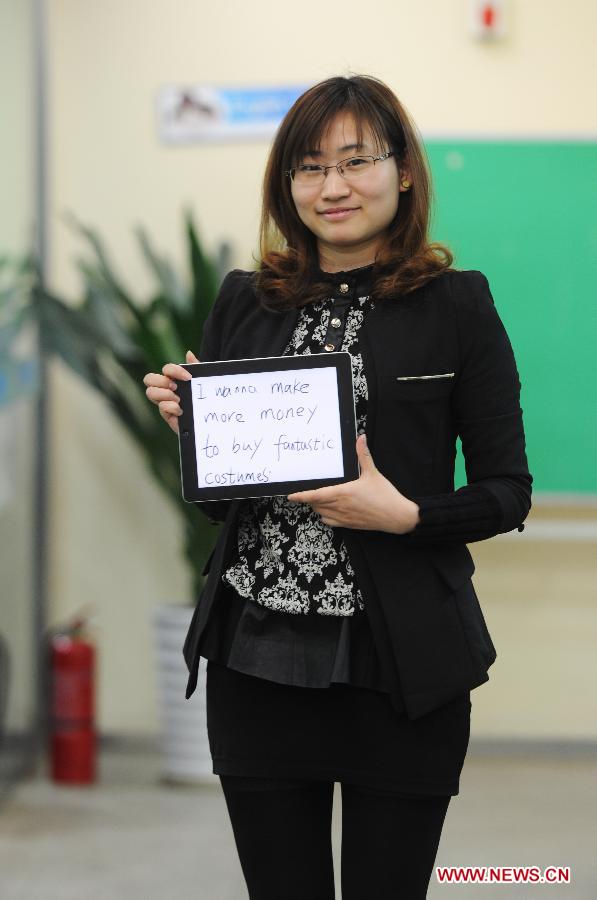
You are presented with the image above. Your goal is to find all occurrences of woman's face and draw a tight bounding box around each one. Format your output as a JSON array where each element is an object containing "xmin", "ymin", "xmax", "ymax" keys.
[{"xmin": 290, "ymin": 111, "xmax": 408, "ymax": 270}]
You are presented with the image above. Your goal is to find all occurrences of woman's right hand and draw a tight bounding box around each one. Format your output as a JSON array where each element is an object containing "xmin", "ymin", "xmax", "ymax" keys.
[{"xmin": 143, "ymin": 349, "xmax": 199, "ymax": 435}]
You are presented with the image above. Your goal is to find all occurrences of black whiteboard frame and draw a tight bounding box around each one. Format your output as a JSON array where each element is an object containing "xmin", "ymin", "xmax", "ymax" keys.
[{"xmin": 177, "ymin": 352, "xmax": 359, "ymax": 503}]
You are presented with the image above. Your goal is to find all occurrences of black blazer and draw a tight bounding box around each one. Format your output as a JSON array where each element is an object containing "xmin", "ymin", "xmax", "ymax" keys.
[{"xmin": 182, "ymin": 268, "xmax": 532, "ymax": 718}]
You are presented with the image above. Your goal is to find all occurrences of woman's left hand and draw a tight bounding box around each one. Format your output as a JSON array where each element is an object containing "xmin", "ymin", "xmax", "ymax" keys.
[{"xmin": 287, "ymin": 434, "xmax": 420, "ymax": 534}]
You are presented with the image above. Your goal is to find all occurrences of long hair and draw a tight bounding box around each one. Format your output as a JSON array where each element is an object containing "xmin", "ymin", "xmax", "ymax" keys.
[{"xmin": 256, "ymin": 74, "xmax": 453, "ymax": 311}]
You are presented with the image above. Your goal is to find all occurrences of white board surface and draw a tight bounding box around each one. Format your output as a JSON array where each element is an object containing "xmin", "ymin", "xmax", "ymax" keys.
[{"xmin": 190, "ymin": 366, "xmax": 344, "ymax": 489}]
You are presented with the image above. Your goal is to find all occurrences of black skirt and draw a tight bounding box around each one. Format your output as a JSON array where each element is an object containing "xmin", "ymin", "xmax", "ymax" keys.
[{"xmin": 206, "ymin": 659, "xmax": 471, "ymax": 797}]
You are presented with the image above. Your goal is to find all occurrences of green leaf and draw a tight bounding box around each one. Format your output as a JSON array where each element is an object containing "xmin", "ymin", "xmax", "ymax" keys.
[{"xmin": 134, "ymin": 225, "xmax": 188, "ymax": 313}]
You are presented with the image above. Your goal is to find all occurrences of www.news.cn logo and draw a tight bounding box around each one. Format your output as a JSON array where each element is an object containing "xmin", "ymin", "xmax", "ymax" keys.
[{"xmin": 436, "ymin": 865, "xmax": 571, "ymax": 884}]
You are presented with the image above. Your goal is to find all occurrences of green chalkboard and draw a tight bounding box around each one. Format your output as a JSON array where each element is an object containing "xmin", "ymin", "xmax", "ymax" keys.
[{"xmin": 426, "ymin": 141, "xmax": 597, "ymax": 496}]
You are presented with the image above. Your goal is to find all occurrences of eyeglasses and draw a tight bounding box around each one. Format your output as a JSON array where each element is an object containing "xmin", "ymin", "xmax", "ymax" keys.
[{"xmin": 285, "ymin": 152, "xmax": 395, "ymax": 186}]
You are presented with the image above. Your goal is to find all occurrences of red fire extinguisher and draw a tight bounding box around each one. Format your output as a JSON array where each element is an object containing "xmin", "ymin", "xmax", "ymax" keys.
[{"xmin": 49, "ymin": 615, "xmax": 97, "ymax": 784}]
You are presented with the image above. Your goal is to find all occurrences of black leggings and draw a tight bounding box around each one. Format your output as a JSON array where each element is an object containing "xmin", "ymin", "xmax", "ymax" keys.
[{"xmin": 219, "ymin": 774, "xmax": 451, "ymax": 900}]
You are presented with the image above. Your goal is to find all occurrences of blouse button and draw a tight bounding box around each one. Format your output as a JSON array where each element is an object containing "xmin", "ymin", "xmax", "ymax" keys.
[
  {"xmin": 331, "ymin": 317, "xmax": 342, "ymax": 328},
  {"xmin": 324, "ymin": 343, "xmax": 335, "ymax": 352},
  {"xmin": 339, "ymin": 283, "xmax": 349, "ymax": 294}
]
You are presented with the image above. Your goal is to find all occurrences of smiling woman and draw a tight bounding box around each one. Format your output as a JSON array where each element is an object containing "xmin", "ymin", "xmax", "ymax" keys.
[
  {"xmin": 257, "ymin": 74, "xmax": 453, "ymax": 313},
  {"xmin": 288, "ymin": 114, "xmax": 403, "ymax": 271},
  {"xmin": 143, "ymin": 74, "xmax": 532, "ymax": 900}
]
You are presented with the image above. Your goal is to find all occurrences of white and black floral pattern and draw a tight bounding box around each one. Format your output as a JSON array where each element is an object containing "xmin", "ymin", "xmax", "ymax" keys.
[
  {"xmin": 235, "ymin": 504, "xmax": 260, "ymax": 554},
  {"xmin": 222, "ymin": 292, "xmax": 374, "ymax": 615},
  {"xmin": 222, "ymin": 558, "xmax": 255, "ymax": 599},
  {"xmin": 313, "ymin": 571, "xmax": 360, "ymax": 616},
  {"xmin": 255, "ymin": 571, "xmax": 311, "ymax": 615},
  {"xmin": 254, "ymin": 512, "xmax": 288, "ymax": 578},
  {"xmin": 287, "ymin": 519, "xmax": 338, "ymax": 583}
]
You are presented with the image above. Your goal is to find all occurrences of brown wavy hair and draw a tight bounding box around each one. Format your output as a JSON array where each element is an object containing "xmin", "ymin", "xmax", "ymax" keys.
[{"xmin": 256, "ymin": 74, "xmax": 454, "ymax": 311}]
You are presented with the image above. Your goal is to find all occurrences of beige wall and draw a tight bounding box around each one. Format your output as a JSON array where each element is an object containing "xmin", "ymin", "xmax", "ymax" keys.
[
  {"xmin": 46, "ymin": 0, "xmax": 597, "ymax": 737},
  {"xmin": 0, "ymin": 0, "xmax": 37, "ymax": 733},
  {"xmin": 0, "ymin": 0, "xmax": 34, "ymax": 253}
]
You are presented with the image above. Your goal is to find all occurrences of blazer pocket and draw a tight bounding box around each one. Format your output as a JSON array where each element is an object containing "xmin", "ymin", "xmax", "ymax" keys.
[
  {"xmin": 394, "ymin": 372, "xmax": 455, "ymax": 381},
  {"xmin": 384, "ymin": 373, "xmax": 455, "ymax": 402}
]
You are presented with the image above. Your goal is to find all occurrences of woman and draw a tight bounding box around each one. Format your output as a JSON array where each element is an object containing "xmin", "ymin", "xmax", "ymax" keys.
[{"xmin": 143, "ymin": 75, "xmax": 532, "ymax": 900}]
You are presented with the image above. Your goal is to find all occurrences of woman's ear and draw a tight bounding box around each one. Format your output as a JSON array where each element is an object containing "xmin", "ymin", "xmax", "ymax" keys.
[{"xmin": 399, "ymin": 166, "xmax": 412, "ymax": 192}]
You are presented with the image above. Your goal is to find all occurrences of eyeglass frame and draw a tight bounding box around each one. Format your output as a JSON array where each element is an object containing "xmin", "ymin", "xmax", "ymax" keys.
[{"xmin": 284, "ymin": 150, "xmax": 396, "ymax": 183}]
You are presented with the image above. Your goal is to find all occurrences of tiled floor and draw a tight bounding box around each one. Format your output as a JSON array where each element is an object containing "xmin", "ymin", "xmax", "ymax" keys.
[{"xmin": 0, "ymin": 742, "xmax": 595, "ymax": 899}]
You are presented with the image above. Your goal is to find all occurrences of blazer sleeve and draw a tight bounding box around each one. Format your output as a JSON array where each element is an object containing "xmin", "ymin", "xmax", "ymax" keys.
[
  {"xmin": 192, "ymin": 269, "xmax": 248, "ymax": 526},
  {"xmin": 404, "ymin": 270, "xmax": 532, "ymax": 545}
]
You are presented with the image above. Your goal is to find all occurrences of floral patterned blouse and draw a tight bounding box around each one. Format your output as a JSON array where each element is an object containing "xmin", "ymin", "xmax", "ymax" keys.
[{"xmin": 221, "ymin": 291, "xmax": 372, "ymax": 616}]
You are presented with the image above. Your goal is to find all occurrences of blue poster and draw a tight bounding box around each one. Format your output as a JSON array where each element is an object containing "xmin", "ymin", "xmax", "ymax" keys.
[{"xmin": 156, "ymin": 84, "xmax": 308, "ymax": 143}]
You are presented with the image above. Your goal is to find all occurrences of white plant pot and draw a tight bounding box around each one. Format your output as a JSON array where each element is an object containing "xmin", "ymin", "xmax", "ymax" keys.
[{"xmin": 152, "ymin": 604, "xmax": 217, "ymax": 784}]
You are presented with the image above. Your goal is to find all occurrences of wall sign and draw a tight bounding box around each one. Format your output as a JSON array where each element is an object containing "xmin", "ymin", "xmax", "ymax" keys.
[{"xmin": 156, "ymin": 84, "xmax": 308, "ymax": 144}]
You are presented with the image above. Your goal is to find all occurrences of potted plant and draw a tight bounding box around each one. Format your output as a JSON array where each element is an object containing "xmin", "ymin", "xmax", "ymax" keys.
[{"xmin": 34, "ymin": 212, "xmax": 227, "ymax": 782}]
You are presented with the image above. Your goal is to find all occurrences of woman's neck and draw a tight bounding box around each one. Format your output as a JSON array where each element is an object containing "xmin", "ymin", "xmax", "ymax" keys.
[{"xmin": 317, "ymin": 244, "xmax": 378, "ymax": 274}]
